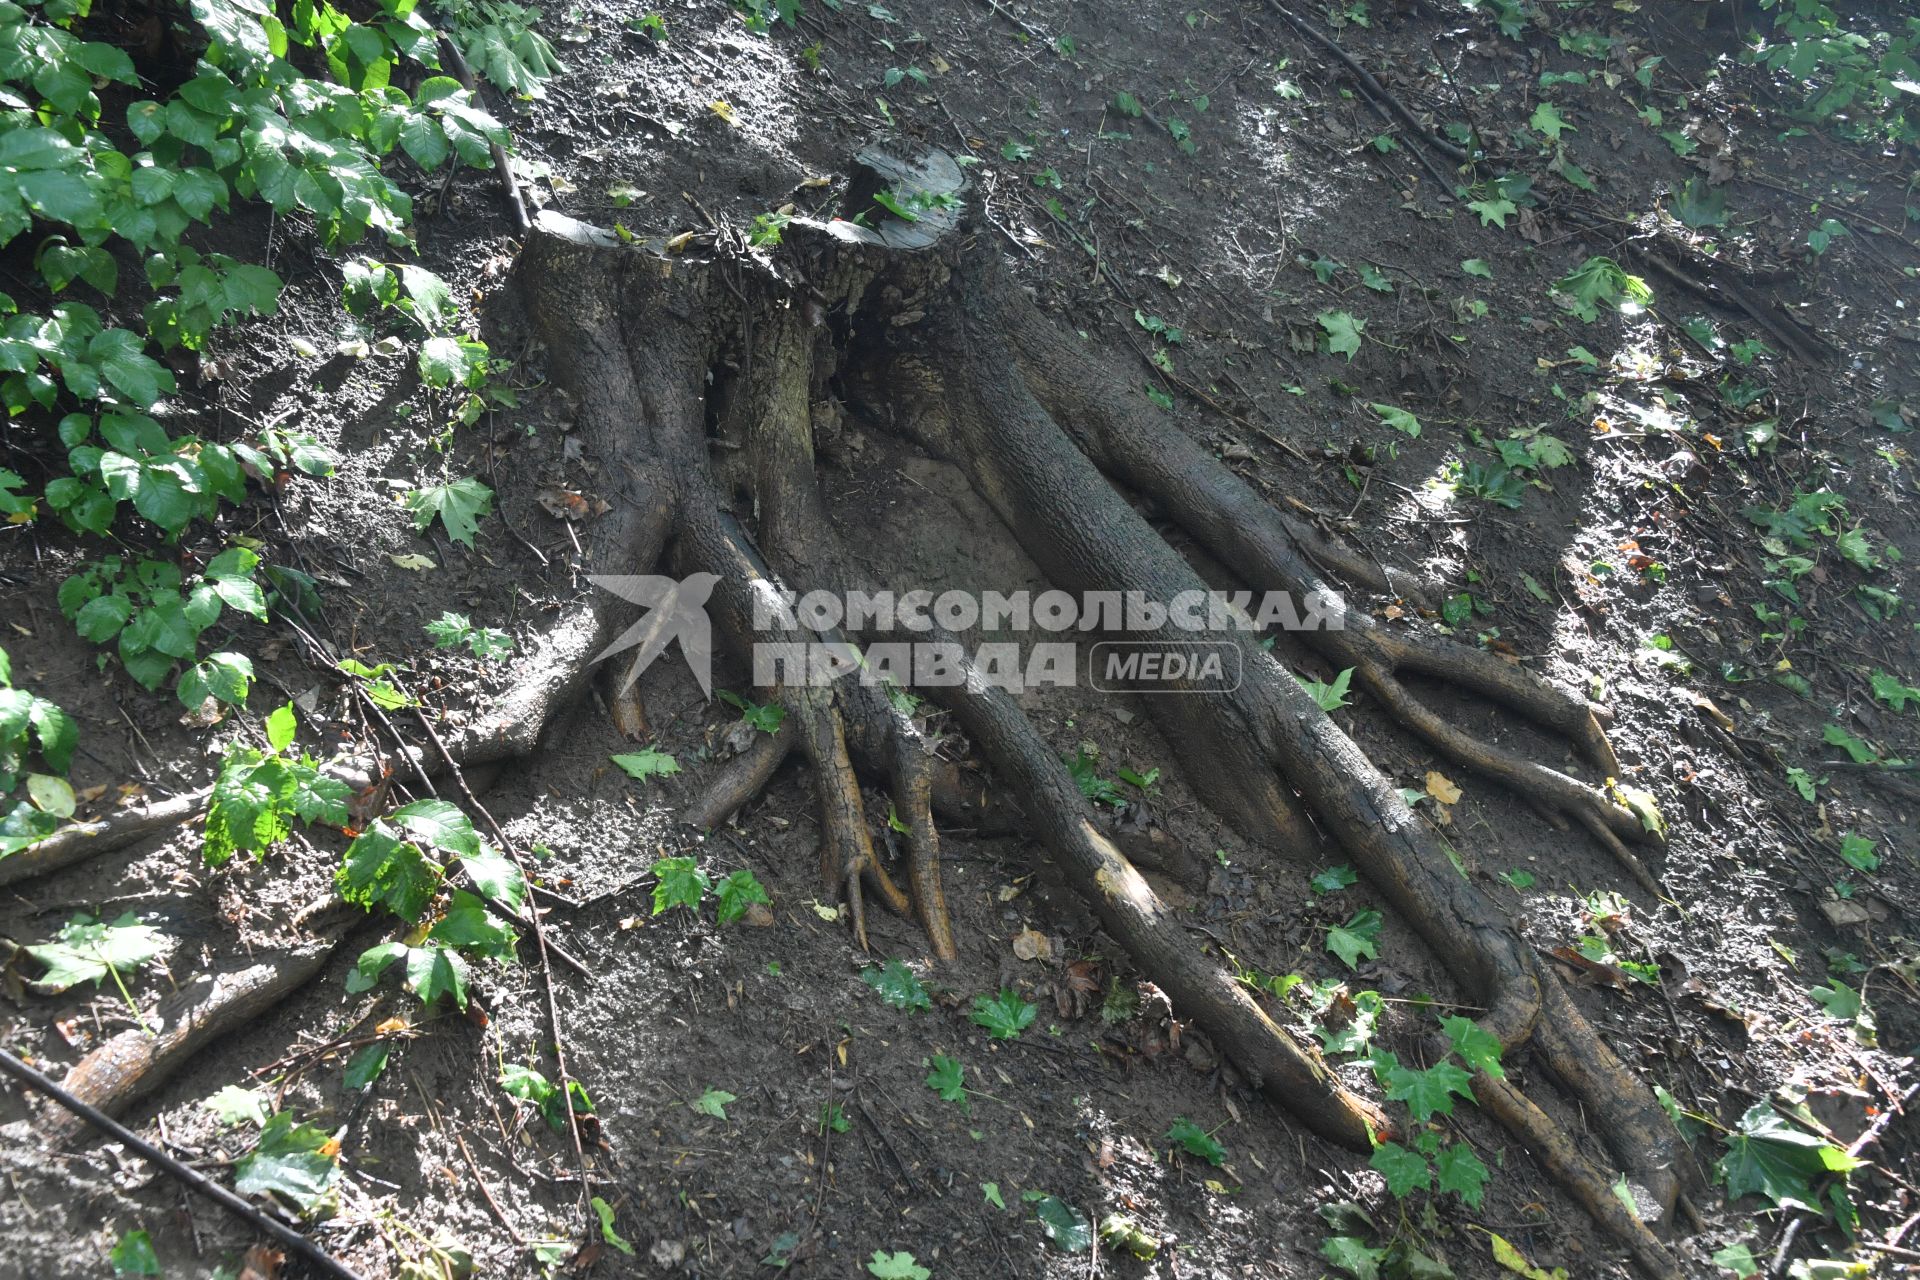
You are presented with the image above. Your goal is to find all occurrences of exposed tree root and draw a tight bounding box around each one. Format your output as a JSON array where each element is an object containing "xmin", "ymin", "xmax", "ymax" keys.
[
  {"xmin": 38, "ymin": 930, "xmax": 346, "ymax": 1146},
  {"xmin": 487, "ymin": 182, "xmax": 1702, "ymax": 1273},
  {"xmin": 0, "ymin": 788, "xmax": 210, "ymax": 889},
  {"xmin": 7, "ymin": 155, "xmax": 1708, "ymax": 1274}
]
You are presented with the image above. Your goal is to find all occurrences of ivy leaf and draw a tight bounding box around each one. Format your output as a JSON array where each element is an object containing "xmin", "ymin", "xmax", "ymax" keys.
[
  {"xmin": 403, "ymin": 477, "xmax": 493, "ymax": 547},
  {"xmin": 713, "ymin": 869, "xmax": 770, "ymax": 923},
  {"xmin": 862, "ymin": 959, "xmax": 932, "ymax": 1012},
  {"xmin": 1166, "ymin": 1116, "xmax": 1227, "ymax": 1166},
  {"xmin": 691, "ymin": 1087, "xmax": 735, "ymax": 1119},
  {"xmin": 1869, "ymin": 669, "xmax": 1920, "ymax": 712},
  {"xmin": 1031, "ymin": 1195, "xmax": 1092, "ymax": 1252},
  {"xmin": 969, "ymin": 988, "xmax": 1037, "ymax": 1038},
  {"xmin": 925, "ymin": 1054, "xmax": 966, "ymax": 1103},
  {"xmin": 1318, "ymin": 310, "xmax": 1364, "ymax": 360},
  {"xmin": 1440, "ymin": 1014, "xmax": 1505, "ymax": 1078},
  {"xmin": 1529, "ymin": 102, "xmax": 1573, "ymax": 140},
  {"xmin": 650, "ymin": 856, "xmax": 710, "ymax": 914},
  {"xmin": 1369, "ymin": 1141, "xmax": 1431, "ymax": 1197},
  {"xmin": 611, "ymin": 747, "xmax": 680, "ymax": 783},
  {"xmin": 1435, "ymin": 1142, "xmax": 1490, "ymax": 1207},
  {"xmin": 234, "ymin": 1112, "xmax": 339, "ymax": 1213},
  {"xmin": 25, "ymin": 912, "xmax": 165, "ymax": 992},
  {"xmin": 1326, "ymin": 908, "xmax": 1382, "ymax": 970}
]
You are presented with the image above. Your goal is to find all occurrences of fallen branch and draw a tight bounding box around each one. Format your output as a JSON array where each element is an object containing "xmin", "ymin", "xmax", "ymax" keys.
[{"xmin": 0, "ymin": 1046, "xmax": 372, "ymax": 1280}]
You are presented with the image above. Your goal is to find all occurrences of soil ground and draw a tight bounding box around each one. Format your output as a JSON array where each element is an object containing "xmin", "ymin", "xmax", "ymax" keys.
[{"xmin": 1, "ymin": 2, "xmax": 1917, "ymax": 1279}]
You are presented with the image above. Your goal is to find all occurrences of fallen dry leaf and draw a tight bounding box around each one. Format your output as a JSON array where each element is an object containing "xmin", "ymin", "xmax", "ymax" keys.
[
  {"xmin": 1425, "ymin": 770, "xmax": 1462, "ymax": 805},
  {"xmin": 1012, "ymin": 928, "xmax": 1051, "ymax": 962}
]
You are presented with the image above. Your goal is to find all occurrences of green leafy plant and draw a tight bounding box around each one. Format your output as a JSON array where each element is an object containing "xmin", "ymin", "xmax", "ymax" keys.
[
  {"xmin": 1717, "ymin": 1102, "xmax": 1864, "ymax": 1214},
  {"xmin": 1166, "ymin": 1116, "xmax": 1227, "ymax": 1166},
  {"xmin": 404, "ymin": 476, "xmax": 495, "ymax": 547},
  {"xmin": 590, "ymin": 1196, "xmax": 635, "ymax": 1256},
  {"xmin": 970, "ymin": 988, "xmax": 1037, "ymax": 1038},
  {"xmin": 718, "ymin": 688, "xmax": 786, "ymax": 734},
  {"xmin": 1326, "ymin": 908, "xmax": 1382, "ymax": 969},
  {"xmin": 235, "ymin": 1111, "xmax": 342, "ymax": 1217},
  {"xmin": 714, "ymin": 868, "xmax": 770, "ymax": 923},
  {"xmin": 649, "ymin": 855, "xmax": 710, "ymax": 914},
  {"xmin": 612, "ymin": 747, "xmax": 680, "ymax": 783},
  {"xmin": 0, "ymin": 645, "xmax": 77, "ymax": 855},
  {"xmin": 1553, "ymin": 256, "xmax": 1652, "ymax": 322},
  {"xmin": 424, "ymin": 611, "xmax": 513, "ymax": 659},
  {"xmin": 691, "ymin": 1086, "xmax": 736, "ymax": 1119},
  {"xmin": 204, "ymin": 703, "xmax": 349, "ymax": 866},
  {"xmin": 109, "ymin": 1229, "xmax": 160, "ymax": 1277},
  {"xmin": 500, "ymin": 1062, "xmax": 593, "ymax": 1133},
  {"xmin": 58, "ymin": 548, "xmax": 270, "ymax": 694},
  {"xmin": 25, "ymin": 911, "xmax": 166, "ymax": 1027},
  {"xmin": 924, "ymin": 1054, "xmax": 967, "ymax": 1107},
  {"xmin": 863, "ymin": 958, "xmax": 932, "ymax": 1012},
  {"xmin": 866, "ymin": 1251, "xmax": 931, "ymax": 1280},
  {"xmin": 1297, "ymin": 667, "xmax": 1354, "ymax": 712}
]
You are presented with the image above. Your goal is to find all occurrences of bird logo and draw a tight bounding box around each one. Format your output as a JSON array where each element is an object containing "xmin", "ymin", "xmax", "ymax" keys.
[{"xmin": 589, "ymin": 572, "xmax": 721, "ymax": 698}]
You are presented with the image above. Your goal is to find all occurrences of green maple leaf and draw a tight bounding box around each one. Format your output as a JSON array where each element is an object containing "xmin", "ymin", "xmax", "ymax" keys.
[
  {"xmin": 403, "ymin": 477, "xmax": 493, "ymax": 547},
  {"xmin": 650, "ymin": 856, "xmax": 710, "ymax": 914},
  {"xmin": 1318, "ymin": 310, "xmax": 1365, "ymax": 360},
  {"xmin": 1530, "ymin": 102, "xmax": 1573, "ymax": 140},
  {"xmin": 1380, "ymin": 1056, "xmax": 1475, "ymax": 1121},
  {"xmin": 1435, "ymin": 1142, "xmax": 1490, "ymax": 1207},
  {"xmin": 612, "ymin": 748, "xmax": 680, "ymax": 783},
  {"xmin": 1326, "ymin": 908, "xmax": 1382, "ymax": 970},
  {"xmin": 1166, "ymin": 1117, "xmax": 1227, "ymax": 1166},
  {"xmin": 1440, "ymin": 1014, "xmax": 1505, "ymax": 1078},
  {"xmin": 25, "ymin": 912, "xmax": 165, "ymax": 992},
  {"xmin": 1837, "ymin": 832, "xmax": 1879, "ymax": 872},
  {"xmin": 1468, "ymin": 197, "xmax": 1517, "ymax": 228},
  {"xmin": 863, "ymin": 959, "xmax": 932, "ymax": 1012},
  {"xmin": 1869, "ymin": 669, "xmax": 1920, "ymax": 711},
  {"xmin": 336, "ymin": 823, "xmax": 444, "ymax": 922},
  {"xmin": 866, "ymin": 1251, "xmax": 930, "ymax": 1280},
  {"xmin": 1717, "ymin": 1104, "xmax": 1863, "ymax": 1211},
  {"xmin": 714, "ymin": 869, "xmax": 770, "ymax": 923},
  {"xmin": 969, "ymin": 988, "xmax": 1037, "ymax": 1039},
  {"xmin": 1369, "ymin": 1141, "xmax": 1431, "ymax": 1197},
  {"xmin": 1322, "ymin": 1235, "xmax": 1386, "ymax": 1279},
  {"xmin": 202, "ymin": 1084, "xmax": 270, "ymax": 1127},
  {"xmin": 1310, "ymin": 864, "xmax": 1358, "ymax": 894},
  {"xmin": 691, "ymin": 1087, "xmax": 735, "ymax": 1119},
  {"xmin": 925, "ymin": 1054, "xmax": 966, "ymax": 1103}
]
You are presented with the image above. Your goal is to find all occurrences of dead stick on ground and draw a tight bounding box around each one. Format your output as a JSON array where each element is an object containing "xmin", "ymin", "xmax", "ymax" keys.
[{"xmin": 0, "ymin": 1047, "xmax": 371, "ymax": 1280}]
